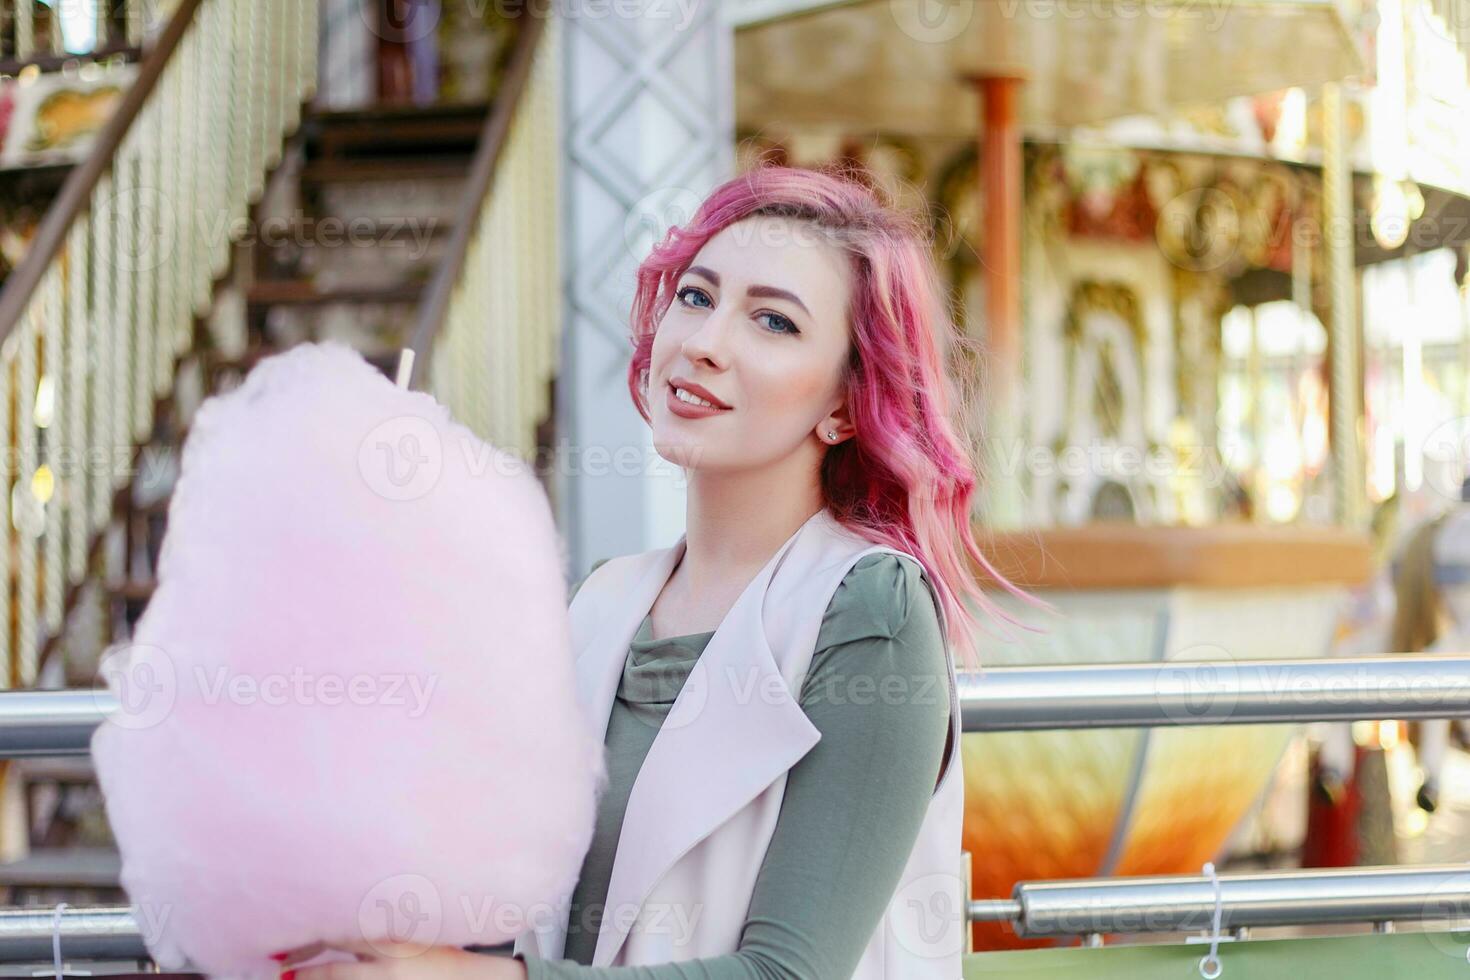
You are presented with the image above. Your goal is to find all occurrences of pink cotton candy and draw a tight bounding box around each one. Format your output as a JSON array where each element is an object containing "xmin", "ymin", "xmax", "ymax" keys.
[{"xmin": 90, "ymin": 341, "xmax": 604, "ymax": 980}]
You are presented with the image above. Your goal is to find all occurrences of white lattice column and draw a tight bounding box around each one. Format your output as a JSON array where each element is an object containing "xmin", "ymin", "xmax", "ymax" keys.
[{"xmin": 556, "ymin": 0, "xmax": 733, "ymax": 575}]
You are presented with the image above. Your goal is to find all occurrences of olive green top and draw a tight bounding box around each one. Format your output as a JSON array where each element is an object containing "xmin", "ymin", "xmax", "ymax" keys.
[{"xmin": 471, "ymin": 552, "xmax": 951, "ymax": 979}]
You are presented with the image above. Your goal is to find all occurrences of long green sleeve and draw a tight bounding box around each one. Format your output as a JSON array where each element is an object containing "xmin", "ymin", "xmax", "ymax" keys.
[{"xmin": 476, "ymin": 553, "xmax": 951, "ymax": 979}]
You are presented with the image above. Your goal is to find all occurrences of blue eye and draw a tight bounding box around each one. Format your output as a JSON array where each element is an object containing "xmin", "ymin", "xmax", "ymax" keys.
[
  {"xmin": 758, "ymin": 312, "xmax": 799, "ymax": 335},
  {"xmin": 675, "ymin": 284, "xmax": 800, "ymax": 336},
  {"xmin": 676, "ymin": 285, "xmax": 712, "ymax": 308}
]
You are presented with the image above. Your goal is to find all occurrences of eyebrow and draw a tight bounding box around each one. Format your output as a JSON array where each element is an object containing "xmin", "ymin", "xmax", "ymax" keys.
[{"xmin": 684, "ymin": 265, "xmax": 811, "ymax": 317}]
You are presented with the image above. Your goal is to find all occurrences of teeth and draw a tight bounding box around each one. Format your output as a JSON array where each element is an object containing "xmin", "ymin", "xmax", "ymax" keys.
[{"xmin": 674, "ymin": 387, "xmax": 716, "ymax": 408}]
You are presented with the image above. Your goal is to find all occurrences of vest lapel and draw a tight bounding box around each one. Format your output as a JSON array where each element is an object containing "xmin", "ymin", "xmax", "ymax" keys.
[
  {"xmin": 575, "ymin": 545, "xmax": 684, "ymax": 748},
  {"xmin": 591, "ymin": 513, "xmax": 825, "ymax": 966},
  {"xmin": 524, "ymin": 544, "xmax": 684, "ymax": 962}
]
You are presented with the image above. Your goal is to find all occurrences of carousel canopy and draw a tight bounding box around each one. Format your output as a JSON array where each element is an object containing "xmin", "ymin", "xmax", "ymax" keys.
[{"xmin": 731, "ymin": 0, "xmax": 1365, "ymax": 131}]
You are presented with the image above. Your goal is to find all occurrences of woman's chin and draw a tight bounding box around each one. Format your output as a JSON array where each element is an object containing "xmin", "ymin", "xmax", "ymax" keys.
[
  {"xmin": 652, "ymin": 431, "xmax": 716, "ymax": 470},
  {"xmin": 652, "ymin": 441, "xmax": 700, "ymax": 469}
]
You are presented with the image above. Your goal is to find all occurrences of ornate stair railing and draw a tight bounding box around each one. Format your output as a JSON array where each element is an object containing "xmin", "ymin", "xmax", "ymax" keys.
[
  {"xmin": 406, "ymin": 12, "xmax": 562, "ymax": 467},
  {"xmin": 0, "ymin": 0, "xmax": 316, "ymax": 688}
]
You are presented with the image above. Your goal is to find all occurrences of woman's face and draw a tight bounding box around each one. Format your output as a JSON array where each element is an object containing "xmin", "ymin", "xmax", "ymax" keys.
[{"xmin": 648, "ymin": 215, "xmax": 855, "ymax": 472}]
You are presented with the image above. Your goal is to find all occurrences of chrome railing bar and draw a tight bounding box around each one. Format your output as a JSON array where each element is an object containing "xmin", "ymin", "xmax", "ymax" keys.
[
  {"xmin": 0, "ymin": 906, "xmax": 146, "ymax": 960},
  {"xmin": 8, "ymin": 865, "xmax": 1470, "ymax": 964},
  {"xmin": 971, "ymin": 865, "xmax": 1470, "ymax": 936},
  {"xmin": 960, "ymin": 655, "xmax": 1470, "ymax": 730},
  {"xmin": 7, "ymin": 655, "xmax": 1470, "ymax": 755},
  {"xmin": 0, "ymin": 690, "xmax": 115, "ymax": 756}
]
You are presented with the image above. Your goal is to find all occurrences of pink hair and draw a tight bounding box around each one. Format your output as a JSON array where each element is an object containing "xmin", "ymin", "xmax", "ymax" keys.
[{"xmin": 626, "ymin": 162, "xmax": 1054, "ymax": 671}]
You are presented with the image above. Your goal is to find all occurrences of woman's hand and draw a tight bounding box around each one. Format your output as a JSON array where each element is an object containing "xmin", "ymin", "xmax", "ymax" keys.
[{"xmin": 286, "ymin": 940, "xmax": 527, "ymax": 980}]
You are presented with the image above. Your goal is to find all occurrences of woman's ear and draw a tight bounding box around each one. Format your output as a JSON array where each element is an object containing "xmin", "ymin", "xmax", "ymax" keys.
[{"xmin": 816, "ymin": 404, "xmax": 853, "ymax": 445}]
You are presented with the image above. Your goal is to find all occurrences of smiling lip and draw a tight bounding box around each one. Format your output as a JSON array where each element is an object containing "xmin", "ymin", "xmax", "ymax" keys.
[
  {"xmin": 669, "ymin": 377, "xmax": 732, "ymax": 409},
  {"xmin": 666, "ymin": 381, "xmax": 733, "ymax": 419}
]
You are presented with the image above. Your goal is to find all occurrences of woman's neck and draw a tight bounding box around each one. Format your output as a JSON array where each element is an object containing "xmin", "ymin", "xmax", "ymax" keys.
[{"xmin": 678, "ymin": 464, "xmax": 825, "ymax": 599}]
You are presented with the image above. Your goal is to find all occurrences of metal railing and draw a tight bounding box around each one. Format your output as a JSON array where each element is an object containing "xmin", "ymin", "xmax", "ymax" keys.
[
  {"xmin": 972, "ymin": 864, "xmax": 1470, "ymax": 937},
  {"xmin": 0, "ymin": 656, "xmax": 1468, "ymax": 964},
  {"xmin": 15, "ymin": 859, "xmax": 1470, "ymax": 967},
  {"xmin": 960, "ymin": 655, "xmax": 1470, "ymax": 730},
  {"xmin": 0, "ymin": 906, "xmax": 145, "ymax": 961},
  {"xmin": 8, "ymin": 655, "xmax": 1470, "ymax": 753},
  {"xmin": 406, "ymin": 12, "xmax": 562, "ymax": 461},
  {"xmin": 0, "ymin": 689, "xmax": 112, "ymax": 755},
  {"xmin": 0, "ymin": 0, "xmax": 316, "ymax": 689}
]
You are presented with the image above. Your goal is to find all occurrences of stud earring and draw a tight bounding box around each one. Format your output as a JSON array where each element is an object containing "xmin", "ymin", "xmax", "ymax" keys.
[{"xmin": 826, "ymin": 430, "xmax": 837, "ymax": 441}]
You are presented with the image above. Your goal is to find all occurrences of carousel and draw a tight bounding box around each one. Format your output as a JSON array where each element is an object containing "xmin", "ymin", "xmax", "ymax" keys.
[{"xmin": 732, "ymin": 0, "xmax": 1470, "ymax": 951}]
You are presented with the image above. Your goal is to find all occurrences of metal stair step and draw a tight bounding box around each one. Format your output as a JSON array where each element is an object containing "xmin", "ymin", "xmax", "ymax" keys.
[
  {"xmin": 299, "ymin": 159, "xmax": 468, "ymax": 185},
  {"xmin": 245, "ymin": 279, "xmax": 427, "ymax": 307}
]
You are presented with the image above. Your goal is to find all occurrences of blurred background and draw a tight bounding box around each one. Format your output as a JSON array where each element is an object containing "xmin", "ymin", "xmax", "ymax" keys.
[{"xmin": 0, "ymin": 0, "xmax": 1468, "ymax": 966}]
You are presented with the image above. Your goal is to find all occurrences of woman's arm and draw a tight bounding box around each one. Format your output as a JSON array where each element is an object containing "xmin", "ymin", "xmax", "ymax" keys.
[{"xmin": 514, "ymin": 553, "xmax": 951, "ymax": 980}]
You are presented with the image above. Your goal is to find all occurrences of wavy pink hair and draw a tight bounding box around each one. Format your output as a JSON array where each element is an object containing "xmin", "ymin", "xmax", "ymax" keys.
[{"xmin": 626, "ymin": 163, "xmax": 1053, "ymax": 671}]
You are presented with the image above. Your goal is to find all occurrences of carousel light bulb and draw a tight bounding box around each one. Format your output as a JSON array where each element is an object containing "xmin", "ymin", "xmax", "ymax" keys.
[
  {"xmin": 31, "ymin": 465, "xmax": 53, "ymax": 505},
  {"xmin": 1370, "ymin": 176, "xmax": 1410, "ymax": 251},
  {"xmin": 1405, "ymin": 181, "xmax": 1425, "ymax": 221},
  {"xmin": 33, "ymin": 375, "xmax": 54, "ymax": 430}
]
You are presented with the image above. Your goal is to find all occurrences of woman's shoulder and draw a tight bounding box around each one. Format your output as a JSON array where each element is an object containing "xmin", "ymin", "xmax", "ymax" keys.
[
  {"xmin": 567, "ymin": 556, "xmax": 615, "ymax": 603},
  {"xmin": 801, "ymin": 552, "xmax": 949, "ymax": 712},
  {"xmin": 817, "ymin": 551, "xmax": 943, "ymax": 650}
]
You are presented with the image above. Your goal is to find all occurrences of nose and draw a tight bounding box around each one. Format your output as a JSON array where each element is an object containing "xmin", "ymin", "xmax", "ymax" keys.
[{"xmin": 679, "ymin": 305, "xmax": 734, "ymax": 371}]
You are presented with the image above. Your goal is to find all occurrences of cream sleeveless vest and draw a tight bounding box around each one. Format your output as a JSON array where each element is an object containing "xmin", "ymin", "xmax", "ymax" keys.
[{"xmin": 514, "ymin": 507, "xmax": 966, "ymax": 977}]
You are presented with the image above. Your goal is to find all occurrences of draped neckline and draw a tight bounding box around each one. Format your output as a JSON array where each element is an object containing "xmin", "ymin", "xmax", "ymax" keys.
[{"xmin": 618, "ymin": 614, "xmax": 715, "ymax": 706}]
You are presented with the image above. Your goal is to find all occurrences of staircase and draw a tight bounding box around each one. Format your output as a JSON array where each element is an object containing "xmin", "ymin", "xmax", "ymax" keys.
[
  {"xmin": 0, "ymin": 0, "xmax": 563, "ymax": 894},
  {"xmin": 99, "ymin": 100, "xmax": 490, "ymax": 641}
]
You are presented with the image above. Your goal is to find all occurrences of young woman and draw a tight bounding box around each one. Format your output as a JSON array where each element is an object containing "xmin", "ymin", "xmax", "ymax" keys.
[{"xmin": 291, "ymin": 163, "xmax": 1046, "ymax": 980}]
